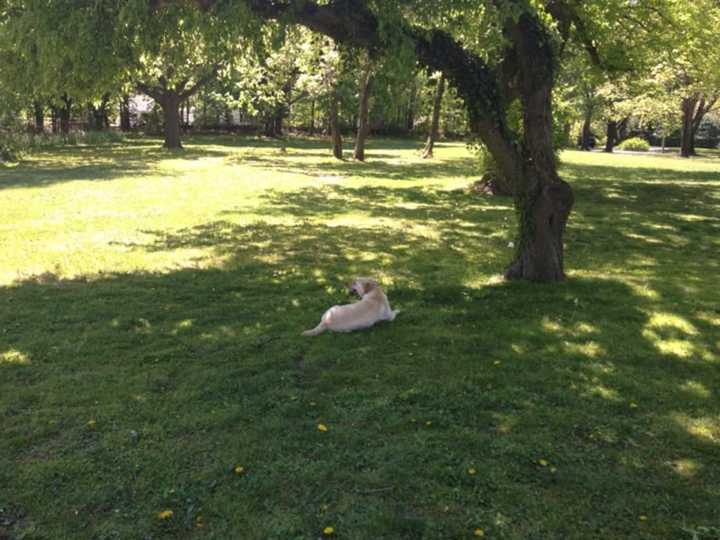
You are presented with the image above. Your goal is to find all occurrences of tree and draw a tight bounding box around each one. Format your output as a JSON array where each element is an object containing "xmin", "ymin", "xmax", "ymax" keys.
[
  {"xmin": 227, "ymin": 0, "xmax": 676, "ymax": 281},
  {"xmin": 421, "ymin": 73, "xmax": 445, "ymax": 159},
  {"xmin": 353, "ymin": 51, "xmax": 374, "ymax": 161}
]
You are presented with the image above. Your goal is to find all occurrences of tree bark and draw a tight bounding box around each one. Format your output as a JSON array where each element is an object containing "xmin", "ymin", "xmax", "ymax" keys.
[
  {"xmin": 120, "ymin": 95, "xmax": 131, "ymax": 131},
  {"xmin": 159, "ymin": 92, "xmax": 182, "ymax": 149},
  {"xmin": 59, "ymin": 95, "xmax": 72, "ymax": 135},
  {"xmin": 329, "ymin": 87, "xmax": 343, "ymax": 159},
  {"xmin": 309, "ymin": 99, "xmax": 316, "ymax": 135},
  {"xmin": 421, "ymin": 73, "xmax": 445, "ymax": 159},
  {"xmin": 604, "ymin": 120, "xmax": 618, "ymax": 152},
  {"xmin": 680, "ymin": 95, "xmax": 697, "ymax": 158},
  {"xmin": 353, "ymin": 60, "xmax": 372, "ymax": 161},
  {"xmin": 33, "ymin": 101, "xmax": 44, "ymax": 133},
  {"xmin": 580, "ymin": 109, "xmax": 592, "ymax": 150}
]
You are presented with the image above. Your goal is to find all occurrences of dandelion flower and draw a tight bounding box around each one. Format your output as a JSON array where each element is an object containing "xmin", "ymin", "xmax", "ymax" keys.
[
  {"xmin": 468, "ymin": 468, "xmax": 477, "ymax": 475},
  {"xmin": 86, "ymin": 419, "xmax": 97, "ymax": 429},
  {"xmin": 323, "ymin": 525, "xmax": 335, "ymax": 535},
  {"xmin": 234, "ymin": 466, "xmax": 244, "ymax": 475},
  {"xmin": 639, "ymin": 515, "xmax": 648, "ymax": 521},
  {"xmin": 474, "ymin": 528, "xmax": 485, "ymax": 537},
  {"xmin": 157, "ymin": 509, "xmax": 173, "ymax": 520},
  {"xmin": 317, "ymin": 423, "xmax": 328, "ymax": 432},
  {"xmin": 538, "ymin": 459, "xmax": 549, "ymax": 467}
]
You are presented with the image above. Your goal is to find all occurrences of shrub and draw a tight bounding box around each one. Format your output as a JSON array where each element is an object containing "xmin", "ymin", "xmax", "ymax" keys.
[{"xmin": 617, "ymin": 137, "xmax": 650, "ymax": 152}]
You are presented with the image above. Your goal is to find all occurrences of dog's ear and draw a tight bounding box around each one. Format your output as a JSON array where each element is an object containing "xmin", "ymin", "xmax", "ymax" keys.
[{"xmin": 363, "ymin": 279, "xmax": 379, "ymax": 293}]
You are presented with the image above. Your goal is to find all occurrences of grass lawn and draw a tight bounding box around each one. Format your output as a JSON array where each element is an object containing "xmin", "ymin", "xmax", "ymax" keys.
[{"xmin": 1, "ymin": 135, "xmax": 719, "ymax": 539}]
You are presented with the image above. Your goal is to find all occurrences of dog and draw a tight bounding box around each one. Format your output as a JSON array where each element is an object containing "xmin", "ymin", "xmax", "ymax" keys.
[{"xmin": 302, "ymin": 277, "xmax": 399, "ymax": 336}]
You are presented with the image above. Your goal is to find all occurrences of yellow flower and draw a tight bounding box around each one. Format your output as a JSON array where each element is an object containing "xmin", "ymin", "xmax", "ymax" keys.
[
  {"xmin": 234, "ymin": 465, "xmax": 244, "ymax": 475},
  {"xmin": 468, "ymin": 468, "xmax": 477, "ymax": 476},
  {"xmin": 425, "ymin": 421, "xmax": 432, "ymax": 426},
  {"xmin": 474, "ymin": 528, "xmax": 485, "ymax": 537},
  {"xmin": 86, "ymin": 419, "xmax": 97, "ymax": 429},
  {"xmin": 323, "ymin": 526, "xmax": 335, "ymax": 535},
  {"xmin": 317, "ymin": 423, "xmax": 328, "ymax": 432},
  {"xmin": 639, "ymin": 515, "xmax": 648, "ymax": 521},
  {"xmin": 157, "ymin": 509, "xmax": 173, "ymax": 520},
  {"xmin": 538, "ymin": 459, "xmax": 549, "ymax": 467}
]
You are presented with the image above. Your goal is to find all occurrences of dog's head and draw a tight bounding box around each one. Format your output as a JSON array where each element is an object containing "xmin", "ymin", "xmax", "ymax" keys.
[{"xmin": 347, "ymin": 277, "xmax": 379, "ymax": 297}]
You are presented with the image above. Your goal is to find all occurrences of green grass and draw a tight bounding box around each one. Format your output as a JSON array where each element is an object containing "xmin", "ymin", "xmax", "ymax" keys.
[{"xmin": 1, "ymin": 136, "xmax": 719, "ymax": 539}]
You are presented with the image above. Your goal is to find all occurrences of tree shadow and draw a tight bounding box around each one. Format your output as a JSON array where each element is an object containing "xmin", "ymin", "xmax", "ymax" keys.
[{"xmin": 3, "ymin": 214, "xmax": 718, "ymax": 536}]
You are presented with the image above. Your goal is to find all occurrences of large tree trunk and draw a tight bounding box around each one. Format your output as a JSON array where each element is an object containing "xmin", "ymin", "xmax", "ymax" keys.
[
  {"xmin": 421, "ymin": 73, "xmax": 445, "ymax": 159},
  {"xmin": 160, "ymin": 92, "xmax": 182, "ymax": 149},
  {"xmin": 329, "ymin": 88, "xmax": 343, "ymax": 159},
  {"xmin": 353, "ymin": 61, "xmax": 372, "ymax": 161},
  {"xmin": 33, "ymin": 101, "xmax": 44, "ymax": 133},
  {"xmin": 604, "ymin": 119, "xmax": 618, "ymax": 153},
  {"xmin": 120, "ymin": 95, "xmax": 131, "ymax": 131},
  {"xmin": 502, "ymin": 16, "xmax": 574, "ymax": 281}
]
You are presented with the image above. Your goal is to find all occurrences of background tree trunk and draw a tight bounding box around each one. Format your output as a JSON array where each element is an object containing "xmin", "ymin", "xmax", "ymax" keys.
[
  {"xmin": 421, "ymin": 74, "xmax": 445, "ymax": 159},
  {"xmin": 33, "ymin": 101, "xmax": 44, "ymax": 133},
  {"xmin": 160, "ymin": 92, "xmax": 182, "ymax": 149},
  {"xmin": 309, "ymin": 99, "xmax": 316, "ymax": 135},
  {"xmin": 59, "ymin": 95, "xmax": 72, "ymax": 135},
  {"xmin": 353, "ymin": 62, "xmax": 372, "ymax": 161},
  {"xmin": 680, "ymin": 95, "xmax": 697, "ymax": 158},
  {"xmin": 579, "ymin": 110, "xmax": 593, "ymax": 150},
  {"xmin": 604, "ymin": 120, "xmax": 618, "ymax": 152},
  {"xmin": 120, "ymin": 95, "xmax": 131, "ymax": 131},
  {"xmin": 329, "ymin": 88, "xmax": 343, "ymax": 159}
]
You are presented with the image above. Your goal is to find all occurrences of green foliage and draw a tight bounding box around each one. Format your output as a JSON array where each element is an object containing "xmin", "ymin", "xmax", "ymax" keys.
[{"xmin": 618, "ymin": 137, "xmax": 651, "ymax": 152}]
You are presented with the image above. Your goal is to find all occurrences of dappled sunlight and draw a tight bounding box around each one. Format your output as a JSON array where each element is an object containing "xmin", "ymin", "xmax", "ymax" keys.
[
  {"xmin": 680, "ymin": 380, "xmax": 711, "ymax": 399},
  {"xmin": 673, "ymin": 414, "xmax": 720, "ymax": 444},
  {"xmin": 1, "ymin": 349, "xmax": 30, "ymax": 365},
  {"xmin": 667, "ymin": 458, "xmax": 702, "ymax": 479}
]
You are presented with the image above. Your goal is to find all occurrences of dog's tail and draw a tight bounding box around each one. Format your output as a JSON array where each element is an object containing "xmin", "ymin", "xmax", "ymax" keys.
[
  {"xmin": 389, "ymin": 309, "xmax": 401, "ymax": 321},
  {"xmin": 302, "ymin": 323, "xmax": 327, "ymax": 337}
]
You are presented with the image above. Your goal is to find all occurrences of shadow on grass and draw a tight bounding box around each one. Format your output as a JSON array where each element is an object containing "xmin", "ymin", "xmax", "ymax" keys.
[{"xmin": 2, "ymin": 215, "xmax": 719, "ymax": 538}]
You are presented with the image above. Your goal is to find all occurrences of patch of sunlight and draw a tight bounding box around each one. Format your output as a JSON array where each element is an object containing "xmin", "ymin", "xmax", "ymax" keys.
[
  {"xmin": 624, "ymin": 232, "xmax": 663, "ymax": 245},
  {"xmin": 542, "ymin": 318, "xmax": 563, "ymax": 333},
  {"xmin": 645, "ymin": 312, "xmax": 699, "ymax": 335},
  {"xmin": 673, "ymin": 413, "xmax": 719, "ymax": 444},
  {"xmin": 565, "ymin": 341, "xmax": 605, "ymax": 358},
  {"xmin": 171, "ymin": 319, "xmax": 194, "ymax": 335},
  {"xmin": 587, "ymin": 384, "xmax": 621, "ymax": 402},
  {"xmin": 626, "ymin": 281, "xmax": 660, "ymax": 300},
  {"xmin": 667, "ymin": 458, "xmax": 701, "ymax": 478},
  {"xmin": 492, "ymin": 413, "xmax": 518, "ymax": 435},
  {"xmin": 680, "ymin": 380, "xmax": 711, "ymax": 399},
  {"xmin": 587, "ymin": 362, "xmax": 615, "ymax": 375},
  {"xmin": 696, "ymin": 311, "xmax": 720, "ymax": 327},
  {"xmin": 673, "ymin": 213, "xmax": 717, "ymax": 223},
  {"xmin": 511, "ymin": 343, "xmax": 526, "ymax": 354},
  {"xmin": 1, "ymin": 349, "xmax": 30, "ymax": 365},
  {"xmin": 575, "ymin": 322, "xmax": 598, "ymax": 334},
  {"xmin": 642, "ymin": 329, "xmax": 695, "ymax": 358}
]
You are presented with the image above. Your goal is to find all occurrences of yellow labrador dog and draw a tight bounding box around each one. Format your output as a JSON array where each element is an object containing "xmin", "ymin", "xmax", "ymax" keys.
[{"xmin": 302, "ymin": 278, "xmax": 399, "ymax": 336}]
